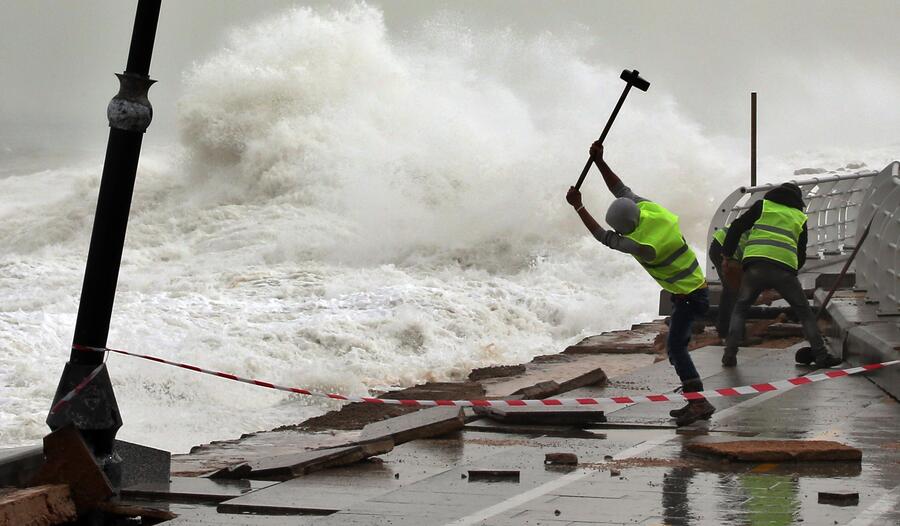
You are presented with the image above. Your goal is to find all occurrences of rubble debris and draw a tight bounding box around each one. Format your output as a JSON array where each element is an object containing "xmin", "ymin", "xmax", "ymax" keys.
[
  {"xmin": 359, "ymin": 406, "xmax": 465, "ymax": 446},
  {"xmin": 818, "ymin": 491, "xmax": 859, "ymax": 506},
  {"xmin": 0, "ymin": 484, "xmax": 76, "ymax": 526},
  {"xmin": 544, "ymin": 453, "xmax": 578, "ymax": 465},
  {"xmin": 467, "ymin": 470, "xmax": 520, "ymax": 483},
  {"xmin": 29, "ymin": 426, "xmax": 112, "ymax": 513},
  {"xmin": 294, "ymin": 382, "xmax": 484, "ymax": 432},
  {"xmin": 210, "ymin": 438, "xmax": 394, "ymax": 481},
  {"xmin": 687, "ymin": 440, "xmax": 862, "ymax": 462},
  {"xmin": 468, "ymin": 364, "xmax": 525, "ymax": 381}
]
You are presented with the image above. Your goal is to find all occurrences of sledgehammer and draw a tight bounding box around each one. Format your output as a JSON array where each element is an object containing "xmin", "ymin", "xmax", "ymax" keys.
[{"xmin": 574, "ymin": 69, "xmax": 650, "ymax": 190}]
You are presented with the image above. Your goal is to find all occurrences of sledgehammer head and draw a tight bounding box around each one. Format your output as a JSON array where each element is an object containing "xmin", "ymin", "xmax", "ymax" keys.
[{"xmin": 620, "ymin": 69, "xmax": 650, "ymax": 91}]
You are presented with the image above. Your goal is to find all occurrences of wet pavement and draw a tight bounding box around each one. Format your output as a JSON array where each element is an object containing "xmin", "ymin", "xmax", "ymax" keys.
[{"xmin": 139, "ymin": 341, "xmax": 900, "ymax": 525}]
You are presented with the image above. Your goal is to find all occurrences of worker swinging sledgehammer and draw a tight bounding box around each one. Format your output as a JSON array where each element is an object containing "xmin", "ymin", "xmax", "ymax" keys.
[
  {"xmin": 566, "ymin": 142, "xmax": 715, "ymax": 426},
  {"xmin": 719, "ymin": 182, "xmax": 842, "ymax": 368}
]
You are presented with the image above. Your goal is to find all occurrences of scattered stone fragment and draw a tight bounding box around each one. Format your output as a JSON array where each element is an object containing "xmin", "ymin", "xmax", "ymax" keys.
[
  {"xmin": 818, "ymin": 491, "xmax": 859, "ymax": 506},
  {"xmin": 544, "ymin": 453, "xmax": 578, "ymax": 466},
  {"xmin": 512, "ymin": 380, "xmax": 560, "ymax": 399},
  {"xmin": 0, "ymin": 485, "xmax": 76, "ymax": 526},
  {"xmin": 604, "ymin": 455, "xmax": 613, "ymax": 461},
  {"xmin": 610, "ymin": 469, "xmax": 621, "ymax": 477},
  {"xmin": 467, "ymin": 470, "xmax": 520, "ymax": 483},
  {"xmin": 359, "ymin": 406, "xmax": 464, "ymax": 446},
  {"xmin": 687, "ymin": 440, "xmax": 862, "ymax": 462},
  {"xmin": 554, "ymin": 509, "xmax": 561, "ymax": 516},
  {"xmin": 29, "ymin": 425, "xmax": 113, "ymax": 513},
  {"xmin": 468, "ymin": 364, "xmax": 526, "ymax": 381}
]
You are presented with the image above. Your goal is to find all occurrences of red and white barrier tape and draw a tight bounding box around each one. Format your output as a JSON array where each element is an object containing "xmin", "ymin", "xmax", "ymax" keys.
[
  {"xmin": 68, "ymin": 344, "xmax": 899, "ymax": 408},
  {"xmin": 49, "ymin": 363, "xmax": 105, "ymax": 414}
]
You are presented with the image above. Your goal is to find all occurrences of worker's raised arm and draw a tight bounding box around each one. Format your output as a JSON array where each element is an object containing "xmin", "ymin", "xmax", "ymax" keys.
[
  {"xmin": 566, "ymin": 187, "xmax": 655, "ymax": 259},
  {"xmin": 590, "ymin": 141, "xmax": 647, "ymax": 203}
]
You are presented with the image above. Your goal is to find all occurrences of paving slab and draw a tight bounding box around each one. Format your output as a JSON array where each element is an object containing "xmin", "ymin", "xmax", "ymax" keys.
[
  {"xmin": 122, "ymin": 476, "xmax": 277, "ymax": 503},
  {"xmin": 0, "ymin": 445, "xmax": 43, "ymax": 487},
  {"xmin": 474, "ymin": 405, "xmax": 606, "ymax": 426},
  {"xmin": 216, "ymin": 459, "xmax": 446, "ymax": 516},
  {"xmin": 359, "ymin": 406, "xmax": 464, "ymax": 446},
  {"xmin": 114, "ymin": 439, "xmax": 171, "ymax": 488},
  {"xmin": 686, "ymin": 439, "xmax": 862, "ymax": 462}
]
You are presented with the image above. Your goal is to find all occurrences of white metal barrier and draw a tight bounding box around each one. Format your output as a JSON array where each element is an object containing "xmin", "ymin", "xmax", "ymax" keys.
[
  {"xmin": 705, "ymin": 171, "xmax": 878, "ymax": 280},
  {"xmin": 854, "ymin": 161, "xmax": 900, "ymax": 316}
]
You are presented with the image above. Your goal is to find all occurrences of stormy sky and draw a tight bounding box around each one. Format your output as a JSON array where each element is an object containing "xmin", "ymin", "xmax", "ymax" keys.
[{"xmin": 2, "ymin": 0, "xmax": 898, "ymax": 162}]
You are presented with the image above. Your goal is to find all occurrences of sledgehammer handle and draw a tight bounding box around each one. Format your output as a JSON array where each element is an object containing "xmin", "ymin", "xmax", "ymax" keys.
[{"xmin": 574, "ymin": 83, "xmax": 633, "ymax": 190}]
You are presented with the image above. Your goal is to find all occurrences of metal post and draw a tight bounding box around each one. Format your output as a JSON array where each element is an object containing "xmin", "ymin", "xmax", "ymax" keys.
[
  {"xmin": 751, "ymin": 91, "xmax": 757, "ymax": 187},
  {"xmin": 47, "ymin": 0, "xmax": 161, "ymax": 482}
]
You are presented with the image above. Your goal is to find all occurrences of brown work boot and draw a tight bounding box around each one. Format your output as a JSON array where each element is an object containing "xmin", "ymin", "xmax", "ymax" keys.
[
  {"xmin": 675, "ymin": 399, "xmax": 716, "ymax": 426},
  {"xmin": 670, "ymin": 378, "xmax": 704, "ymax": 419}
]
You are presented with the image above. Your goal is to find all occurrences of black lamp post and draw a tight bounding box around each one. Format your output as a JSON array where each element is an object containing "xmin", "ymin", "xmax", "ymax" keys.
[{"xmin": 46, "ymin": 0, "xmax": 161, "ymax": 482}]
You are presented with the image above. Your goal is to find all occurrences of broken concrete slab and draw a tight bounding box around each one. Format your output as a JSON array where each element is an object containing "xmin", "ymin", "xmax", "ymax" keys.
[
  {"xmin": 211, "ymin": 438, "xmax": 394, "ymax": 481},
  {"xmin": 0, "ymin": 484, "xmax": 76, "ymax": 526},
  {"xmin": 0, "ymin": 445, "xmax": 43, "ymax": 487},
  {"xmin": 359, "ymin": 406, "xmax": 464, "ymax": 446},
  {"xmin": 29, "ymin": 425, "xmax": 113, "ymax": 513},
  {"xmin": 479, "ymin": 354, "xmax": 608, "ymax": 399},
  {"xmin": 122, "ymin": 476, "xmax": 278, "ymax": 503},
  {"xmin": 474, "ymin": 405, "xmax": 606, "ymax": 426},
  {"xmin": 687, "ymin": 440, "xmax": 862, "ymax": 462}
]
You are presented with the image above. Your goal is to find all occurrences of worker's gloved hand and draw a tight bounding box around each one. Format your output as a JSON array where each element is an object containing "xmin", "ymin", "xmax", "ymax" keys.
[
  {"xmin": 589, "ymin": 141, "xmax": 604, "ymax": 162},
  {"xmin": 566, "ymin": 186, "xmax": 583, "ymax": 208}
]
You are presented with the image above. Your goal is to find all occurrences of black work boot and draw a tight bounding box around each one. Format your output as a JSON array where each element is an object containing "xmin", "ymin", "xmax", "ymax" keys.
[
  {"xmin": 670, "ymin": 378, "xmax": 703, "ymax": 418},
  {"xmin": 812, "ymin": 350, "xmax": 842, "ymax": 368},
  {"xmin": 721, "ymin": 348, "xmax": 738, "ymax": 367}
]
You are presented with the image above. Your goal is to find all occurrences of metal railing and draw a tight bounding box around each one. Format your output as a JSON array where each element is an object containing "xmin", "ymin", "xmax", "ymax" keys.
[
  {"xmin": 705, "ymin": 171, "xmax": 878, "ymax": 280},
  {"xmin": 854, "ymin": 161, "xmax": 900, "ymax": 316}
]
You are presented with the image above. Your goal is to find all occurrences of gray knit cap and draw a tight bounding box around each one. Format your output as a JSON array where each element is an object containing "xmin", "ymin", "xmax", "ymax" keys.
[{"xmin": 606, "ymin": 197, "xmax": 640, "ymax": 234}]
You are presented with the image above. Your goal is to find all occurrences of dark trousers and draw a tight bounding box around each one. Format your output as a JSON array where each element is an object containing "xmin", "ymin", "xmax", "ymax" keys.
[
  {"xmin": 709, "ymin": 241, "xmax": 737, "ymax": 338},
  {"xmin": 725, "ymin": 261, "xmax": 825, "ymax": 353},
  {"xmin": 668, "ymin": 287, "xmax": 710, "ymax": 383}
]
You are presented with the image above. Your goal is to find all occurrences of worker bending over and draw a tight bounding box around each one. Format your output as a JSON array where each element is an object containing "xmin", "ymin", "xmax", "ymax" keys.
[
  {"xmin": 566, "ymin": 142, "xmax": 714, "ymax": 426},
  {"xmin": 708, "ymin": 225, "xmax": 747, "ymax": 340},
  {"xmin": 720, "ymin": 182, "xmax": 842, "ymax": 368}
]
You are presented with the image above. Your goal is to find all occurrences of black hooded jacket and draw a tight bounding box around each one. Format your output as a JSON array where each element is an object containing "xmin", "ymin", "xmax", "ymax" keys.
[{"xmin": 722, "ymin": 183, "xmax": 808, "ymax": 273}]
